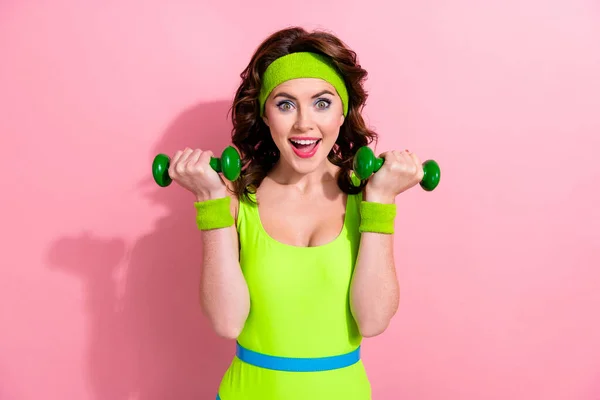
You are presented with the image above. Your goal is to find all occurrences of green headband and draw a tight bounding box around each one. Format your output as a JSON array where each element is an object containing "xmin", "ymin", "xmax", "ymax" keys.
[{"xmin": 258, "ymin": 52, "xmax": 349, "ymax": 117}]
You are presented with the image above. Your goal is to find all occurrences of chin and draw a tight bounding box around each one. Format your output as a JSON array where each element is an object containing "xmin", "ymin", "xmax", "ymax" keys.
[{"xmin": 289, "ymin": 160, "xmax": 325, "ymax": 175}]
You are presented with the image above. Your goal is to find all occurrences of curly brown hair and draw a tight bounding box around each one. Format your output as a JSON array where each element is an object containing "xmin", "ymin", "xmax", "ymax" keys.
[{"xmin": 229, "ymin": 26, "xmax": 377, "ymax": 202}]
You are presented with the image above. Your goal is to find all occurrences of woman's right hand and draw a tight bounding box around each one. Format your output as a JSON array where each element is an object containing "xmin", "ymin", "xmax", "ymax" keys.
[{"xmin": 168, "ymin": 148, "xmax": 228, "ymax": 201}]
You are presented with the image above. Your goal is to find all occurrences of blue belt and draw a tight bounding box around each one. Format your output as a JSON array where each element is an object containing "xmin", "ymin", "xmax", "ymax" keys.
[
  {"xmin": 215, "ymin": 343, "xmax": 361, "ymax": 399},
  {"xmin": 235, "ymin": 341, "xmax": 361, "ymax": 372}
]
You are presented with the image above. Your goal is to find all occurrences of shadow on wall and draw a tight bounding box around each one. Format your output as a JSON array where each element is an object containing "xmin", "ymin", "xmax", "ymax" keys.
[{"xmin": 46, "ymin": 101, "xmax": 236, "ymax": 400}]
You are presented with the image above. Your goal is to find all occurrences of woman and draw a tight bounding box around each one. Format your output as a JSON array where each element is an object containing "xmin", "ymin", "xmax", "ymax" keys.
[{"xmin": 168, "ymin": 26, "xmax": 424, "ymax": 400}]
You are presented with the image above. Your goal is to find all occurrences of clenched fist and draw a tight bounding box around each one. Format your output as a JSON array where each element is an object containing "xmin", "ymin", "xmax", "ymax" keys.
[
  {"xmin": 168, "ymin": 148, "xmax": 228, "ymax": 201},
  {"xmin": 364, "ymin": 149, "xmax": 424, "ymax": 203}
]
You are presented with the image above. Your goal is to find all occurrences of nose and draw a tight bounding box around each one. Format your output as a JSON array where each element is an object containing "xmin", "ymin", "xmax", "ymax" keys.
[{"xmin": 293, "ymin": 109, "xmax": 314, "ymax": 132}]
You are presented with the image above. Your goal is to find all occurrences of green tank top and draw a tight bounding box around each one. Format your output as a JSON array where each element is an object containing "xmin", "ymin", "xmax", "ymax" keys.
[
  {"xmin": 236, "ymin": 191, "xmax": 363, "ymax": 357},
  {"xmin": 216, "ymin": 190, "xmax": 371, "ymax": 399}
]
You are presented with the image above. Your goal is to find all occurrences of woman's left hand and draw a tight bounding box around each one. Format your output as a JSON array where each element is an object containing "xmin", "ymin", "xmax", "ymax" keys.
[{"xmin": 363, "ymin": 149, "xmax": 424, "ymax": 204}]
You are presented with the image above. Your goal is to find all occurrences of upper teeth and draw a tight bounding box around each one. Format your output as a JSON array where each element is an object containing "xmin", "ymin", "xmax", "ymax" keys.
[{"xmin": 291, "ymin": 139, "xmax": 318, "ymax": 145}]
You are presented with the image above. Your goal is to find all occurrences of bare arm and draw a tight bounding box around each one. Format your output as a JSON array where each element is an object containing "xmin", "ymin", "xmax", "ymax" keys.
[
  {"xmin": 349, "ymin": 193, "xmax": 400, "ymax": 338},
  {"xmin": 198, "ymin": 187, "xmax": 250, "ymax": 339}
]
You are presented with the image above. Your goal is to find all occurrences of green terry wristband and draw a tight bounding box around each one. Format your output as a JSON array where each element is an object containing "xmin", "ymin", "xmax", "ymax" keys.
[
  {"xmin": 359, "ymin": 201, "xmax": 397, "ymax": 234},
  {"xmin": 194, "ymin": 197, "xmax": 234, "ymax": 230}
]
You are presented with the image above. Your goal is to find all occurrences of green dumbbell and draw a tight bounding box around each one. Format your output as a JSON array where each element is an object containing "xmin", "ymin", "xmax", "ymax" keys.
[
  {"xmin": 152, "ymin": 146, "xmax": 242, "ymax": 187},
  {"xmin": 353, "ymin": 146, "xmax": 440, "ymax": 191}
]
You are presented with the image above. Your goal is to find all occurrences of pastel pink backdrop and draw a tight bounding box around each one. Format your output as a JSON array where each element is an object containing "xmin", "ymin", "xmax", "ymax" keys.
[{"xmin": 1, "ymin": 1, "xmax": 599, "ymax": 399}]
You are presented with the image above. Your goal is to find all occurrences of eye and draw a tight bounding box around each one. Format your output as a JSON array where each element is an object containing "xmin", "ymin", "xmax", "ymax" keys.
[
  {"xmin": 276, "ymin": 100, "xmax": 295, "ymax": 112},
  {"xmin": 315, "ymin": 98, "xmax": 331, "ymax": 110}
]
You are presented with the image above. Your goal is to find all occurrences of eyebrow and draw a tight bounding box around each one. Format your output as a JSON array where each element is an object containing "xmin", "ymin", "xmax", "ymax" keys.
[{"xmin": 273, "ymin": 90, "xmax": 335, "ymax": 100}]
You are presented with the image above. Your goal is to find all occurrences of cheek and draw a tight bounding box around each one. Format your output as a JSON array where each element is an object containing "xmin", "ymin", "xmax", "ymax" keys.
[
  {"xmin": 265, "ymin": 115, "xmax": 292, "ymax": 141},
  {"xmin": 319, "ymin": 113, "xmax": 344, "ymax": 135}
]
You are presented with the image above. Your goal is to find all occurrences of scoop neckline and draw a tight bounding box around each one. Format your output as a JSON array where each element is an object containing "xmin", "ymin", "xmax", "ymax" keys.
[{"xmin": 249, "ymin": 192, "xmax": 350, "ymax": 250}]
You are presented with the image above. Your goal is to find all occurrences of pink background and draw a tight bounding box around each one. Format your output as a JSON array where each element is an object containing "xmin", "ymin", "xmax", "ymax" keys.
[{"xmin": 1, "ymin": 1, "xmax": 599, "ymax": 399}]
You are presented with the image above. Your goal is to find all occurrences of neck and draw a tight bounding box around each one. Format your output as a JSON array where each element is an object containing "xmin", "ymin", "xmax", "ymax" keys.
[{"xmin": 267, "ymin": 159, "xmax": 339, "ymax": 193}]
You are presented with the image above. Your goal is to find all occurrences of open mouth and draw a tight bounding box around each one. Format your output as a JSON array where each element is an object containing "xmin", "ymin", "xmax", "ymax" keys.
[{"xmin": 289, "ymin": 138, "xmax": 322, "ymax": 158}]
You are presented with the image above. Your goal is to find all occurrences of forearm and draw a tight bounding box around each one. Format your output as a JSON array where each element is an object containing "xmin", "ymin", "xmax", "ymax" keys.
[
  {"xmin": 350, "ymin": 190, "xmax": 400, "ymax": 337},
  {"xmin": 199, "ymin": 225, "xmax": 250, "ymax": 339},
  {"xmin": 350, "ymin": 230, "xmax": 399, "ymax": 337}
]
